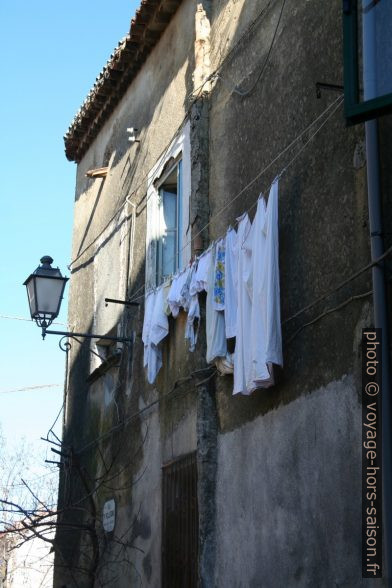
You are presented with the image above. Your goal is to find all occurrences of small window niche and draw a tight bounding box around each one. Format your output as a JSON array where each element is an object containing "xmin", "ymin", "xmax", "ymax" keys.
[
  {"xmin": 87, "ymin": 326, "xmax": 123, "ymax": 384},
  {"xmin": 343, "ymin": 0, "xmax": 392, "ymax": 125}
]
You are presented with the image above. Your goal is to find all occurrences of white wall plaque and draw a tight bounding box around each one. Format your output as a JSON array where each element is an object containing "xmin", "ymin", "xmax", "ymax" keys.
[{"xmin": 102, "ymin": 499, "xmax": 116, "ymax": 533}]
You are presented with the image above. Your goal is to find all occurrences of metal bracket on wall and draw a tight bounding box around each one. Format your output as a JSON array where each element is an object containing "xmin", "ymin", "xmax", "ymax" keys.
[
  {"xmin": 104, "ymin": 297, "xmax": 140, "ymax": 307},
  {"xmin": 316, "ymin": 82, "xmax": 344, "ymax": 99},
  {"xmin": 41, "ymin": 329, "xmax": 133, "ymax": 355}
]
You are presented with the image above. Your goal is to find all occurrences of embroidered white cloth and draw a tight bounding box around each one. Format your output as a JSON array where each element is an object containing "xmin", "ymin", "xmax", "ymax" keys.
[
  {"xmin": 206, "ymin": 243, "xmax": 227, "ymax": 363},
  {"xmin": 213, "ymin": 237, "xmax": 226, "ymax": 311}
]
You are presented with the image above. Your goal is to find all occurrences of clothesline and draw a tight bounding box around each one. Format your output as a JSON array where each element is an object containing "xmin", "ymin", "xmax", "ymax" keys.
[
  {"xmin": 127, "ymin": 94, "xmax": 344, "ymax": 305},
  {"xmin": 143, "ymin": 179, "xmax": 283, "ymax": 394},
  {"xmin": 142, "ymin": 190, "xmax": 269, "ymax": 303}
]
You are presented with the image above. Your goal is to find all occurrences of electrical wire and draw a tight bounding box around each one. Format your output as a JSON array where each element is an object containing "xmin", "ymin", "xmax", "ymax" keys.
[
  {"xmin": 199, "ymin": 0, "xmax": 277, "ymax": 94},
  {"xmin": 0, "ymin": 384, "xmax": 61, "ymax": 395},
  {"xmin": 126, "ymin": 94, "xmax": 344, "ymax": 305},
  {"xmin": 67, "ymin": 109, "xmax": 192, "ymax": 271},
  {"xmin": 233, "ymin": 0, "xmax": 287, "ymax": 97},
  {"xmin": 0, "ymin": 315, "xmax": 67, "ymax": 326},
  {"xmin": 285, "ymin": 290, "xmax": 373, "ymax": 345},
  {"xmin": 67, "ymin": 0, "xmax": 285, "ymax": 272},
  {"xmin": 283, "ymin": 242, "xmax": 392, "ymax": 326},
  {"xmin": 75, "ymin": 367, "xmax": 216, "ymax": 455}
]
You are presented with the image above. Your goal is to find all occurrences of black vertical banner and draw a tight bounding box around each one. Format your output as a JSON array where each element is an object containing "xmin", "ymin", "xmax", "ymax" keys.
[{"xmin": 362, "ymin": 328, "xmax": 382, "ymax": 578}]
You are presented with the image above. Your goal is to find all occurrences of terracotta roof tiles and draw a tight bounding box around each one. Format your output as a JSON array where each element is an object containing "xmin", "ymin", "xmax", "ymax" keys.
[{"xmin": 64, "ymin": 0, "xmax": 183, "ymax": 163}]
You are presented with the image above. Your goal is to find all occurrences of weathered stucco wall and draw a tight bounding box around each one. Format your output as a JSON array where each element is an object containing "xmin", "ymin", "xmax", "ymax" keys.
[
  {"xmin": 57, "ymin": 0, "xmax": 392, "ymax": 585},
  {"xmin": 215, "ymin": 376, "xmax": 383, "ymax": 588}
]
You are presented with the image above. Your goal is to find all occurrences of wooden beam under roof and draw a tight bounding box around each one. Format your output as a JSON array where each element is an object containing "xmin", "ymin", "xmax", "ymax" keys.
[{"xmin": 85, "ymin": 167, "xmax": 108, "ymax": 178}]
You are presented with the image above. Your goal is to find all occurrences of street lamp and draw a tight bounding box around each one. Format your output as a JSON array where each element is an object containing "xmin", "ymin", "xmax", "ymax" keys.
[
  {"xmin": 23, "ymin": 256, "xmax": 68, "ymax": 333},
  {"xmin": 24, "ymin": 256, "xmax": 133, "ymax": 346}
]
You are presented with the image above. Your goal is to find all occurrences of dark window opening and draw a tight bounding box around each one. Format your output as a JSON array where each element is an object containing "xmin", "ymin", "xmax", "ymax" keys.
[{"xmin": 162, "ymin": 452, "xmax": 198, "ymax": 588}]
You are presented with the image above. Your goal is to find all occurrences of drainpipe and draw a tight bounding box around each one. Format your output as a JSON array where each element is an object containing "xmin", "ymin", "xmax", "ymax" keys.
[
  {"xmin": 363, "ymin": 2, "xmax": 392, "ymax": 582},
  {"xmin": 365, "ymin": 116, "xmax": 392, "ymax": 586}
]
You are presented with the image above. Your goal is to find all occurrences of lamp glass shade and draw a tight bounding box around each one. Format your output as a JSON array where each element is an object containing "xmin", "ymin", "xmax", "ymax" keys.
[
  {"xmin": 26, "ymin": 277, "xmax": 38, "ymax": 317},
  {"xmin": 36, "ymin": 276, "xmax": 66, "ymax": 316},
  {"xmin": 24, "ymin": 257, "xmax": 68, "ymax": 328}
]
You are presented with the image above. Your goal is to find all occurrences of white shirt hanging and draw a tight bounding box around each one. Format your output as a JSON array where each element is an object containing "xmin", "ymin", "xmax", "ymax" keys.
[
  {"xmin": 224, "ymin": 226, "xmax": 238, "ymax": 338},
  {"xmin": 150, "ymin": 285, "xmax": 169, "ymax": 347},
  {"xmin": 167, "ymin": 267, "xmax": 189, "ymax": 317},
  {"xmin": 142, "ymin": 285, "xmax": 169, "ymax": 384},
  {"xmin": 233, "ymin": 213, "xmax": 254, "ymax": 395},
  {"xmin": 194, "ymin": 247, "xmax": 213, "ymax": 292},
  {"xmin": 185, "ymin": 262, "xmax": 200, "ymax": 351},
  {"xmin": 248, "ymin": 179, "xmax": 282, "ymax": 390},
  {"xmin": 142, "ymin": 289, "xmax": 156, "ymax": 369}
]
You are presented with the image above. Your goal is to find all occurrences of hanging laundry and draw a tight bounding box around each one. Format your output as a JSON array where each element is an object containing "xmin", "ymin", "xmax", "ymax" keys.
[
  {"xmin": 167, "ymin": 267, "xmax": 190, "ymax": 317},
  {"xmin": 233, "ymin": 213, "xmax": 254, "ymax": 395},
  {"xmin": 248, "ymin": 179, "xmax": 282, "ymax": 390},
  {"xmin": 185, "ymin": 261, "xmax": 200, "ymax": 352},
  {"xmin": 206, "ymin": 243, "xmax": 227, "ymax": 364},
  {"xmin": 141, "ymin": 179, "xmax": 282, "ymax": 389},
  {"xmin": 189, "ymin": 260, "xmax": 199, "ymax": 299},
  {"xmin": 213, "ymin": 237, "xmax": 226, "ymax": 311},
  {"xmin": 224, "ymin": 226, "xmax": 238, "ymax": 338},
  {"xmin": 215, "ymin": 352, "xmax": 234, "ymax": 375},
  {"xmin": 179, "ymin": 265, "xmax": 193, "ymax": 311},
  {"xmin": 142, "ymin": 285, "xmax": 169, "ymax": 384},
  {"xmin": 162, "ymin": 278, "xmax": 172, "ymax": 316},
  {"xmin": 142, "ymin": 289, "xmax": 155, "ymax": 371},
  {"xmin": 194, "ymin": 246, "xmax": 213, "ymax": 292},
  {"xmin": 150, "ymin": 285, "xmax": 169, "ymax": 347}
]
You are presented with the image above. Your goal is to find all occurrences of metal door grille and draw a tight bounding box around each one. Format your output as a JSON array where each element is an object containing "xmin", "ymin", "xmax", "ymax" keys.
[{"xmin": 162, "ymin": 452, "xmax": 198, "ymax": 587}]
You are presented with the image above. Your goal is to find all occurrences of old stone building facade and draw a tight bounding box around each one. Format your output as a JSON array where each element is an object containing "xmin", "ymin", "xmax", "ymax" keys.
[{"xmin": 54, "ymin": 0, "xmax": 391, "ymax": 586}]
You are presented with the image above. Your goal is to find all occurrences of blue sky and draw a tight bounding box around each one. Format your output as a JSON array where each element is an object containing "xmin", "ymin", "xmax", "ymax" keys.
[{"xmin": 0, "ymin": 1, "xmax": 139, "ymax": 465}]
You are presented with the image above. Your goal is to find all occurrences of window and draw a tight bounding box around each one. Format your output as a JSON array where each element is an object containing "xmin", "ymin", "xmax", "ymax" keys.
[
  {"xmin": 156, "ymin": 160, "xmax": 182, "ymax": 284},
  {"xmin": 146, "ymin": 121, "xmax": 191, "ymax": 288},
  {"xmin": 343, "ymin": 0, "xmax": 392, "ymax": 124},
  {"xmin": 162, "ymin": 453, "xmax": 198, "ymax": 588}
]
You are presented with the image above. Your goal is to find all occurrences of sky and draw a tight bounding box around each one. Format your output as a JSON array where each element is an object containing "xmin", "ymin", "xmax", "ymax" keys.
[{"xmin": 0, "ymin": 1, "xmax": 140, "ymax": 473}]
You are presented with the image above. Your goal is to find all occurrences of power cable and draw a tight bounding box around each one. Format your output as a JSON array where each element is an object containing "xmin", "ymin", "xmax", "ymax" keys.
[
  {"xmin": 283, "ymin": 243, "xmax": 392, "ymax": 326},
  {"xmin": 67, "ymin": 109, "xmax": 191, "ymax": 271},
  {"xmin": 75, "ymin": 367, "xmax": 216, "ymax": 455},
  {"xmin": 285, "ymin": 290, "xmax": 373, "ymax": 345},
  {"xmin": 0, "ymin": 315, "xmax": 67, "ymax": 326},
  {"xmin": 67, "ymin": 0, "xmax": 285, "ymax": 272},
  {"xmin": 232, "ymin": 0, "xmax": 287, "ymax": 97},
  {"xmin": 0, "ymin": 384, "xmax": 61, "ymax": 395},
  {"xmin": 127, "ymin": 94, "xmax": 344, "ymax": 304}
]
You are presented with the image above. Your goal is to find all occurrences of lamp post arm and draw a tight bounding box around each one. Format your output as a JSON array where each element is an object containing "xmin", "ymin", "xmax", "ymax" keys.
[{"xmin": 42, "ymin": 329, "xmax": 133, "ymax": 344}]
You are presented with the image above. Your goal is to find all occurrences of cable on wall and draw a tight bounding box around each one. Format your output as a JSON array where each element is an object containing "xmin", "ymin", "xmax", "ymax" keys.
[
  {"xmin": 232, "ymin": 0, "xmax": 287, "ymax": 97},
  {"xmin": 67, "ymin": 0, "xmax": 287, "ymax": 272},
  {"xmin": 126, "ymin": 94, "xmax": 344, "ymax": 305}
]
